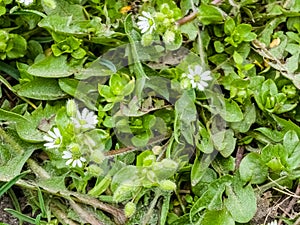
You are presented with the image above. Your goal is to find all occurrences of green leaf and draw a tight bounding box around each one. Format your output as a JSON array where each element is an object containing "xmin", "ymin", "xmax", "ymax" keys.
[
  {"xmin": 6, "ymin": 34, "xmax": 27, "ymax": 59},
  {"xmin": 231, "ymin": 103, "xmax": 256, "ymax": 133},
  {"xmin": 160, "ymin": 192, "xmax": 171, "ymax": 225},
  {"xmin": 175, "ymin": 91, "xmax": 197, "ymax": 144},
  {"xmin": 38, "ymin": 13, "xmax": 89, "ymax": 35},
  {"xmin": 27, "ymin": 55, "xmax": 79, "ymax": 78},
  {"xmin": 221, "ymin": 99, "xmax": 243, "ymax": 122},
  {"xmin": 111, "ymin": 166, "xmax": 142, "ymax": 202},
  {"xmin": 283, "ymin": 130, "xmax": 299, "ymax": 155},
  {"xmin": 145, "ymin": 76, "xmax": 170, "ymax": 101},
  {"xmin": 180, "ymin": 22, "xmax": 198, "ymax": 40},
  {"xmin": 152, "ymin": 159, "xmax": 178, "ymax": 180},
  {"xmin": 197, "ymin": 125, "xmax": 214, "ymax": 154},
  {"xmin": 191, "ymin": 154, "xmax": 216, "ymax": 187},
  {"xmin": 5, "ymin": 209, "xmax": 47, "ymax": 225},
  {"xmin": 198, "ymin": 3, "xmax": 224, "ymax": 25},
  {"xmin": 37, "ymin": 175, "xmax": 67, "ymax": 193},
  {"xmin": 224, "ymin": 18, "xmax": 235, "ymax": 35},
  {"xmin": 0, "ymin": 6, "xmax": 6, "ymax": 16},
  {"xmin": 239, "ymin": 152, "xmax": 268, "ymax": 184},
  {"xmin": 0, "ymin": 147, "xmax": 36, "ymax": 180},
  {"xmin": 180, "ymin": 0, "xmax": 199, "ymax": 14},
  {"xmin": 261, "ymin": 144, "xmax": 286, "ymax": 172},
  {"xmin": 212, "ymin": 129, "xmax": 236, "ymax": 157},
  {"xmin": 214, "ymin": 41, "xmax": 224, "ymax": 53},
  {"xmin": 233, "ymin": 51, "xmax": 243, "ymax": 65},
  {"xmin": 111, "ymin": 166, "xmax": 140, "ymax": 193},
  {"xmin": 136, "ymin": 150, "xmax": 154, "ymax": 167},
  {"xmin": 59, "ymin": 78, "xmax": 98, "ymax": 110},
  {"xmin": 15, "ymin": 77, "xmax": 67, "ymax": 100},
  {"xmin": 0, "ymin": 171, "xmax": 29, "ymax": 198},
  {"xmin": 255, "ymin": 127, "xmax": 284, "ymax": 142},
  {"xmin": 75, "ymin": 58, "xmax": 116, "ymax": 79},
  {"xmin": 131, "ymin": 132, "xmax": 151, "ymax": 147},
  {"xmin": 224, "ymin": 181, "xmax": 256, "ymax": 223},
  {"xmin": 272, "ymin": 115, "xmax": 300, "ymax": 137},
  {"xmin": 283, "ymin": 130, "xmax": 300, "ymax": 170},
  {"xmin": 16, "ymin": 103, "xmax": 63, "ymax": 142},
  {"xmin": 201, "ymin": 208, "xmax": 235, "ymax": 225},
  {"xmin": 0, "ymin": 61, "xmax": 20, "ymax": 80},
  {"xmin": 0, "ymin": 109, "xmax": 28, "ymax": 124},
  {"xmin": 190, "ymin": 175, "xmax": 232, "ymax": 219},
  {"xmin": 88, "ymin": 176, "xmax": 111, "ymax": 197},
  {"xmin": 211, "ymin": 156, "xmax": 235, "ymax": 175}
]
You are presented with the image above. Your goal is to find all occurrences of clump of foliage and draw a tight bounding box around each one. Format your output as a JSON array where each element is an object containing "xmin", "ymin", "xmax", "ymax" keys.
[{"xmin": 1, "ymin": 0, "xmax": 300, "ymax": 225}]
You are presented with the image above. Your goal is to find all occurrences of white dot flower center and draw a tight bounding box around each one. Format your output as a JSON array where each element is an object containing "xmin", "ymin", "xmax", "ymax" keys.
[{"xmin": 182, "ymin": 65, "xmax": 212, "ymax": 91}]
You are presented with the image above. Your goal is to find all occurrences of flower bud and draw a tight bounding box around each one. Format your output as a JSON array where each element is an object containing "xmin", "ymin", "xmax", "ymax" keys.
[
  {"xmin": 143, "ymin": 155, "xmax": 156, "ymax": 166},
  {"xmin": 86, "ymin": 164, "xmax": 103, "ymax": 177},
  {"xmin": 124, "ymin": 202, "xmax": 136, "ymax": 218},
  {"xmin": 152, "ymin": 146, "xmax": 162, "ymax": 155},
  {"xmin": 159, "ymin": 179, "xmax": 176, "ymax": 191},
  {"xmin": 66, "ymin": 99, "xmax": 77, "ymax": 117}
]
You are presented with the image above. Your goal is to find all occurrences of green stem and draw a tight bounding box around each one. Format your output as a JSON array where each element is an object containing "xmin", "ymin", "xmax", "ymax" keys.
[
  {"xmin": 197, "ymin": 30, "xmax": 206, "ymax": 68},
  {"xmin": 175, "ymin": 188, "xmax": 186, "ymax": 214},
  {"xmin": 255, "ymin": 176, "xmax": 288, "ymax": 194},
  {"xmin": 142, "ymin": 189, "xmax": 162, "ymax": 225}
]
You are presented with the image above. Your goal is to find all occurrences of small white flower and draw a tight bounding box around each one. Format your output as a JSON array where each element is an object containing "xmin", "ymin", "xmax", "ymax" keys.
[
  {"xmin": 43, "ymin": 128, "xmax": 62, "ymax": 149},
  {"xmin": 17, "ymin": 0, "xmax": 34, "ymax": 6},
  {"xmin": 267, "ymin": 220, "xmax": 278, "ymax": 225},
  {"xmin": 137, "ymin": 11, "xmax": 156, "ymax": 34},
  {"xmin": 62, "ymin": 150, "xmax": 86, "ymax": 168},
  {"xmin": 182, "ymin": 65, "xmax": 212, "ymax": 91},
  {"xmin": 71, "ymin": 108, "xmax": 98, "ymax": 130}
]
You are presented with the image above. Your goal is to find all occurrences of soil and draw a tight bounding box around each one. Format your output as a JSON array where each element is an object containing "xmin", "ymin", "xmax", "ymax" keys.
[{"xmin": 0, "ymin": 194, "xmax": 19, "ymax": 225}]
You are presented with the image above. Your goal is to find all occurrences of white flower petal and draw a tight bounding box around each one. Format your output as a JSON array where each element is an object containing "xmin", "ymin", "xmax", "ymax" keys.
[
  {"xmin": 201, "ymin": 71, "xmax": 212, "ymax": 81},
  {"xmin": 200, "ymin": 81, "xmax": 209, "ymax": 87},
  {"xmin": 62, "ymin": 151, "xmax": 72, "ymax": 159},
  {"xmin": 66, "ymin": 159, "xmax": 73, "ymax": 165},
  {"xmin": 44, "ymin": 143, "xmax": 55, "ymax": 148},
  {"xmin": 53, "ymin": 128, "xmax": 61, "ymax": 137},
  {"xmin": 81, "ymin": 108, "xmax": 89, "ymax": 119},
  {"xmin": 76, "ymin": 110, "xmax": 82, "ymax": 120},
  {"xmin": 197, "ymin": 84, "xmax": 205, "ymax": 91},
  {"xmin": 43, "ymin": 135, "xmax": 54, "ymax": 142},
  {"xmin": 72, "ymin": 108, "xmax": 98, "ymax": 130},
  {"xmin": 194, "ymin": 65, "xmax": 203, "ymax": 74},
  {"xmin": 72, "ymin": 159, "xmax": 81, "ymax": 168},
  {"xmin": 137, "ymin": 11, "xmax": 155, "ymax": 34},
  {"xmin": 190, "ymin": 81, "xmax": 197, "ymax": 88},
  {"xmin": 80, "ymin": 157, "xmax": 86, "ymax": 162},
  {"xmin": 188, "ymin": 67, "xmax": 194, "ymax": 75},
  {"xmin": 47, "ymin": 130, "xmax": 56, "ymax": 139},
  {"xmin": 182, "ymin": 65, "xmax": 212, "ymax": 91},
  {"xmin": 137, "ymin": 16, "xmax": 148, "ymax": 22}
]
